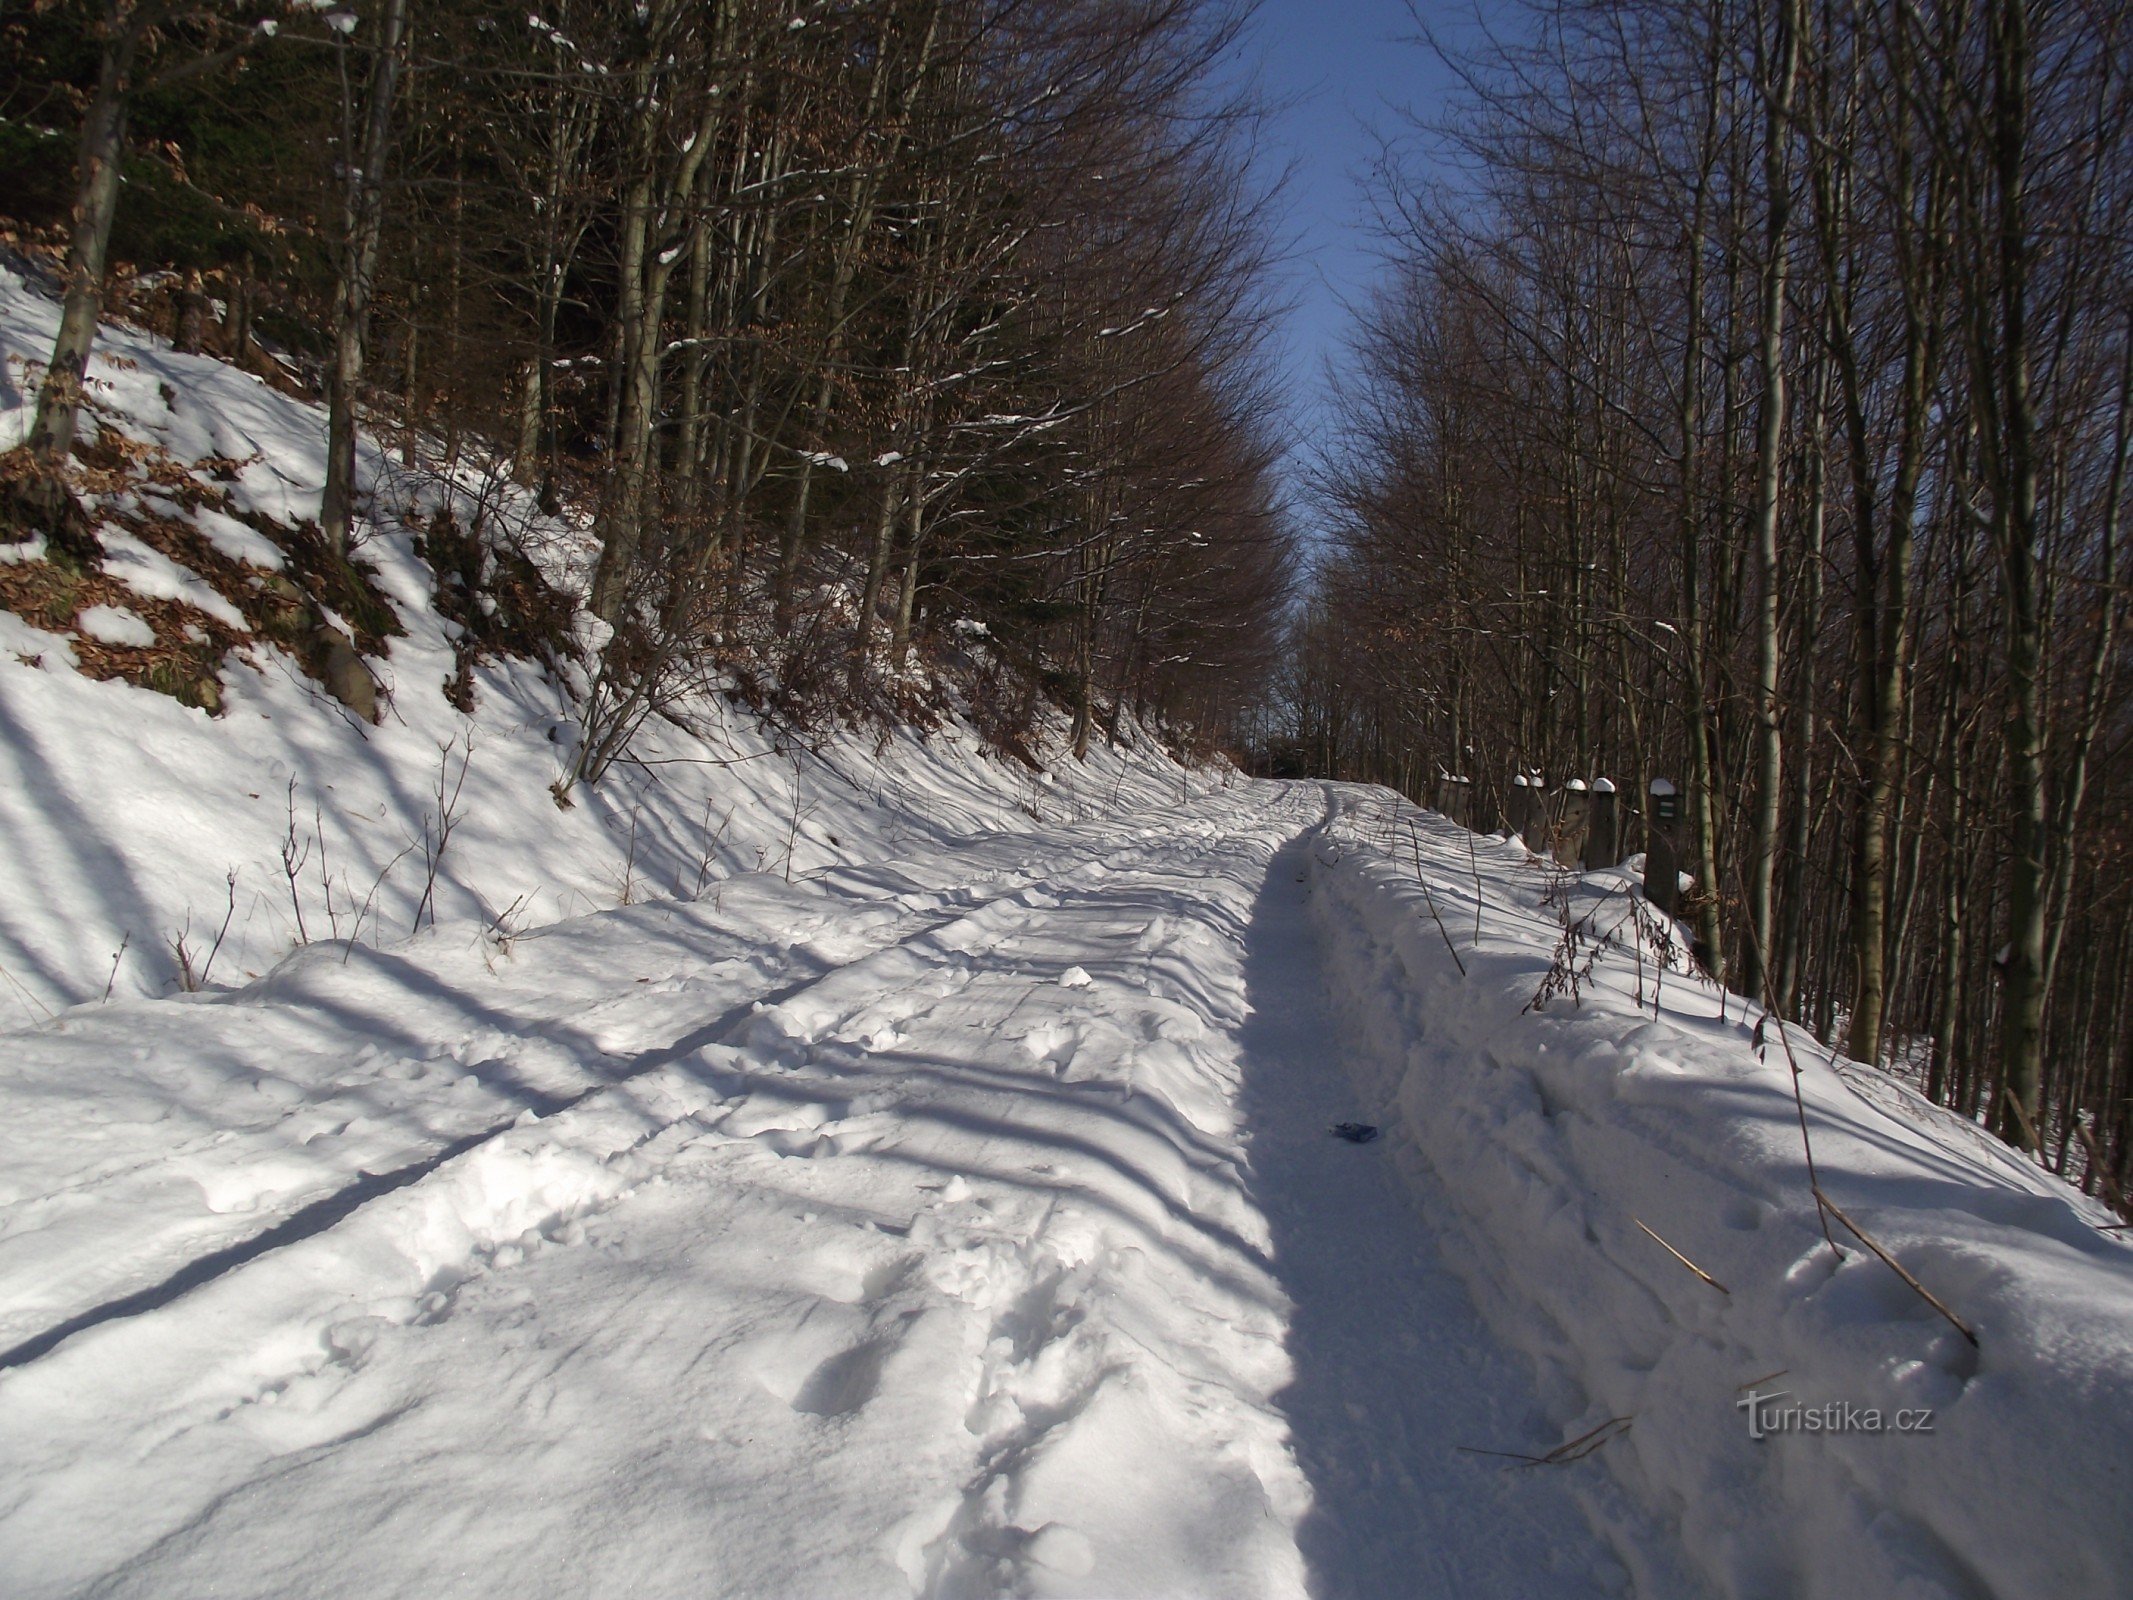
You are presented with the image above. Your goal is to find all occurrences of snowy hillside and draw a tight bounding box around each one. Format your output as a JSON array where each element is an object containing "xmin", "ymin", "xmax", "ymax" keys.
[{"xmin": 0, "ymin": 259, "xmax": 1202, "ymax": 1022}]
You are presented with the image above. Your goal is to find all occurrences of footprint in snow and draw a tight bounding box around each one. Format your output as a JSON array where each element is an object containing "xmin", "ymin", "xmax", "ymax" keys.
[{"xmin": 791, "ymin": 1337, "xmax": 896, "ymax": 1417}]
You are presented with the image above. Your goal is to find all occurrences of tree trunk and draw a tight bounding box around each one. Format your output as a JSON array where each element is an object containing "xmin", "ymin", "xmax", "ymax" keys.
[
  {"xmin": 1745, "ymin": 0, "xmax": 1802, "ymax": 999},
  {"xmin": 1677, "ymin": 11, "xmax": 1727, "ymax": 980},
  {"xmin": 851, "ymin": 472, "xmax": 904, "ymax": 690},
  {"xmin": 320, "ymin": 0, "xmax": 412, "ymax": 562},
  {"xmin": 891, "ymin": 456, "xmax": 928, "ymax": 660},
  {"xmin": 1985, "ymin": 0, "xmax": 2047, "ymax": 1150},
  {"xmin": 26, "ymin": 0, "xmax": 148, "ymax": 483},
  {"xmin": 589, "ymin": 32, "xmax": 721, "ymax": 625},
  {"xmin": 1776, "ymin": 343, "xmax": 1829, "ymax": 1016}
]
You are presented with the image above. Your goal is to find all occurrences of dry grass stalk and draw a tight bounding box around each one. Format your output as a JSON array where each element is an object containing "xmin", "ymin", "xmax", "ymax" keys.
[
  {"xmin": 1633, "ymin": 1216, "xmax": 1731, "ymax": 1295},
  {"xmin": 1813, "ymin": 1189, "xmax": 1979, "ymax": 1348},
  {"xmin": 1458, "ymin": 1415, "xmax": 1633, "ymax": 1470}
]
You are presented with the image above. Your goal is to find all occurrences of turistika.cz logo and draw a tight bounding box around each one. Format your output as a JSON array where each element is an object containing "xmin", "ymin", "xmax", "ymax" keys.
[{"xmin": 1736, "ymin": 1388, "xmax": 1935, "ymax": 1440}]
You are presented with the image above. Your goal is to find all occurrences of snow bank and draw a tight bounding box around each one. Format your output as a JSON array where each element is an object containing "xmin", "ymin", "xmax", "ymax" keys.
[
  {"xmin": 1306, "ymin": 790, "xmax": 2133, "ymax": 1600},
  {"xmin": 0, "ymin": 259, "xmax": 1213, "ymax": 1020}
]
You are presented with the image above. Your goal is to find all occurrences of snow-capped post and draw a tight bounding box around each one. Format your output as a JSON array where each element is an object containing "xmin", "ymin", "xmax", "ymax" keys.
[
  {"xmin": 1644, "ymin": 778, "xmax": 1682, "ymax": 916},
  {"xmin": 1560, "ymin": 778, "xmax": 1589, "ymax": 864},
  {"xmin": 1437, "ymin": 772, "xmax": 1472, "ymax": 829},
  {"xmin": 1507, "ymin": 772, "xmax": 1532, "ymax": 839},
  {"xmin": 1521, "ymin": 773, "xmax": 1550, "ymax": 853},
  {"xmin": 1585, "ymin": 779, "xmax": 1619, "ymax": 869}
]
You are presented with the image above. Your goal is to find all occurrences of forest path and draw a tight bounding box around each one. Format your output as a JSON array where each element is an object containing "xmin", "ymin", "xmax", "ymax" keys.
[{"xmin": 0, "ymin": 782, "xmax": 1656, "ymax": 1598}]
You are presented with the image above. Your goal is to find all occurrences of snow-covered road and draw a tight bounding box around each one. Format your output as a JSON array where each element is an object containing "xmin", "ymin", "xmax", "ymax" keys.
[{"xmin": 0, "ymin": 783, "xmax": 1646, "ymax": 1599}]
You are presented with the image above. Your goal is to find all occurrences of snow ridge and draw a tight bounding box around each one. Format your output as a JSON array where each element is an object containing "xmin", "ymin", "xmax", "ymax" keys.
[{"xmin": 1307, "ymin": 789, "xmax": 2133, "ymax": 1600}]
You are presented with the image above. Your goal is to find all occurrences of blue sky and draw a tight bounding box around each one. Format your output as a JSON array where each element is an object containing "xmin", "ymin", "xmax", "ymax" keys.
[{"xmin": 1229, "ymin": 0, "xmax": 1466, "ymax": 493}]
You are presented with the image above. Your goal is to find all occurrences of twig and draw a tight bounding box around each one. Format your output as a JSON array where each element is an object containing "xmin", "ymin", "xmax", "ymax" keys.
[
  {"xmin": 344, "ymin": 841, "xmax": 418, "ymax": 958},
  {"xmin": 414, "ymin": 732, "xmax": 475, "ymax": 932},
  {"xmin": 1746, "ymin": 951, "xmax": 1846, "ymax": 1263},
  {"xmin": 1629, "ymin": 893, "xmax": 1647, "ymax": 1010},
  {"xmin": 1407, "ymin": 815, "xmax": 1467, "ymax": 976},
  {"xmin": 690, "ymin": 797, "xmax": 734, "ymax": 898},
  {"xmin": 198, "ymin": 871, "xmax": 237, "ymax": 987},
  {"xmin": 170, "ymin": 872, "xmax": 238, "ymax": 991},
  {"xmin": 101, "ymin": 933, "xmax": 131, "ymax": 1002},
  {"xmin": 280, "ymin": 777, "xmax": 311, "ymax": 944},
  {"xmin": 1457, "ymin": 1415, "xmax": 1633, "ymax": 1470},
  {"xmin": 1632, "ymin": 1216, "xmax": 1731, "ymax": 1295},
  {"xmin": 481, "ymin": 890, "xmax": 530, "ymax": 952},
  {"xmin": 619, "ymin": 805, "xmax": 642, "ymax": 906},
  {"xmin": 1465, "ymin": 818, "xmax": 1484, "ymax": 946},
  {"xmin": 0, "ymin": 961, "xmax": 55, "ymax": 1022},
  {"xmin": 315, "ymin": 799, "xmax": 341, "ymax": 938},
  {"xmin": 1813, "ymin": 1189, "xmax": 1979, "ymax": 1348},
  {"xmin": 782, "ymin": 753, "xmax": 808, "ymax": 883}
]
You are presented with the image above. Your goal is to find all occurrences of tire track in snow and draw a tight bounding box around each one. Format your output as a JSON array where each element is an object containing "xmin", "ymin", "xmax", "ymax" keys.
[
  {"xmin": 882, "ymin": 798, "xmax": 1329, "ymax": 1596},
  {"xmin": 12, "ymin": 782, "xmax": 1529, "ymax": 1600},
  {"xmin": 0, "ymin": 791, "xmax": 1284, "ymax": 1375},
  {"xmin": 1237, "ymin": 820, "xmax": 1657, "ymax": 1597}
]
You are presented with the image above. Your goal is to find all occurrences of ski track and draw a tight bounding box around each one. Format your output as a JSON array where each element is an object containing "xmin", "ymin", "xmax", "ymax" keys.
[{"xmin": 0, "ymin": 783, "xmax": 1662, "ymax": 1598}]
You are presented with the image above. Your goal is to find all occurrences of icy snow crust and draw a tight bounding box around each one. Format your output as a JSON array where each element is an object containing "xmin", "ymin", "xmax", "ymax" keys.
[{"xmin": 1310, "ymin": 791, "xmax": 2133, "ymax": 1600}]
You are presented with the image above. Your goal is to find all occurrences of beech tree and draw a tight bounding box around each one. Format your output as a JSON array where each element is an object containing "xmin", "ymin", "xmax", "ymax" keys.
[{"xmin": 15, "ymin": 1, "xmax": 277, "ymax": 541}]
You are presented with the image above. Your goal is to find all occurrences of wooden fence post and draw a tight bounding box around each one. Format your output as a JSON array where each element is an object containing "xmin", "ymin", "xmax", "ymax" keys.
[
  {"xmin": 1644, "ymin": 778, "xmax": 1682, "ymax": 916},
  {"xmin": 1560, "ymin": 778, "xmax": 1590, "ymax": 865},
  {"xmin": 1585, "ymin": 778, "xmax": 1620, "ymax": 870},
  {"xmin": 1440, "ymin": 773, "xmax": 1472, "ymax": 829},
  {"xmin": 1521, "ymin": 774, "xmax": 1551, "ymax": 853}
]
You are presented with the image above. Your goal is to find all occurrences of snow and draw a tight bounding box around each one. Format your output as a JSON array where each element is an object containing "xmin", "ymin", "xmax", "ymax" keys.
[
  {"xmin": 0, "ymin": 260, "xmax": 1202, "ymax": 1020},
  {"xmin": 98, "ymin": 528, "xmax": 251, "ymax": 627},
  {"xmin": 73, "ymin": 603, "xmax": 156, "ymax": 647},
  {"xmin": 3, "ymin": 253, "xmax": 2126, "ymax": 1600},
  {"xmin": 8, "ymin": 775, "xmax": 2121, "ymax": 1598},
  {"xmin": 1309, "ymin": 791, "xmax": 2133, "ymax": 1599},
  {"xmin": 0, "ymin": 778, "xmax": 1669, "ymax": 1600}
]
